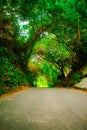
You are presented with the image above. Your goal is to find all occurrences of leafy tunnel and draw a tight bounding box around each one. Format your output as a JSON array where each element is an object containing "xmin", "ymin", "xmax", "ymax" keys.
[{"xmin": 0, "ymin": 0, "xmax": 87, "ymax": 93}]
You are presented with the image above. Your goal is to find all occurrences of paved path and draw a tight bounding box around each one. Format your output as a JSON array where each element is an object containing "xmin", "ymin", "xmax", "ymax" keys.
[{"xmin": 0, "ymin": 88, "xmax": 87, "ymax": 130}]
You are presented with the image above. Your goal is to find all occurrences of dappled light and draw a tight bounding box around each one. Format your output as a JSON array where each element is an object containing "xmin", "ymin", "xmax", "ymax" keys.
[{"xmin": 34, "ymin": 75, "xmax": 49, "ymax": 88}]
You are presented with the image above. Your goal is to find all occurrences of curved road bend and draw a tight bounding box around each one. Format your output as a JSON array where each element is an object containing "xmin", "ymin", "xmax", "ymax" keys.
[{"xmin": 0, "ymin": 88, "xmax": 87, "ymax": 130}]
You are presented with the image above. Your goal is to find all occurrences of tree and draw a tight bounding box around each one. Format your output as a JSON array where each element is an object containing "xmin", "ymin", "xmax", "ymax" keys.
[{"xmin": 0, "ymin": 0, "xmax": 87, "ymax": 90}]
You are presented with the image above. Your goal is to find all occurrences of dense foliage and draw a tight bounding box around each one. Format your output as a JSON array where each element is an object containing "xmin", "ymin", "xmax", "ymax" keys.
[{"xmin": 0, "ymin": 0, "xmax": 87, "ymax": 93}]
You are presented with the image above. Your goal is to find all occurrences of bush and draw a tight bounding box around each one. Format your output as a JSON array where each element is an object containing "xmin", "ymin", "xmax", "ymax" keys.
[
  {"xmin": 72, "ymin": 72, "xmax": 81, "ymax": 83},
  {"xmin": 61, "ymin": 72, "xmax": 81, "ymax": 87},
  {"xmin": 0, "ymin": 55, "xmax": 30, "ymax": 94}
]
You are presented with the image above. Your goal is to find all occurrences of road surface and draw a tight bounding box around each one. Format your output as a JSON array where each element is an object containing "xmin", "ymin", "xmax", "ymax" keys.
[{"xmin": 0, "ymin": 88, "xmax": 87, "ymax": 130}]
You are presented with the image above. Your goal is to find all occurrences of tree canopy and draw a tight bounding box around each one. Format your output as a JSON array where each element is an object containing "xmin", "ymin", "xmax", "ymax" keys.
[{"xmin": 0, "ymin": 0, "xmax": 87, "ymax": 93}]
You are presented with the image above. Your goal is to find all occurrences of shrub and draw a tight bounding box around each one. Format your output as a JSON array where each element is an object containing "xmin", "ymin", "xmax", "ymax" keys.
[
  {"xmin": 72, "ymin": 72, "xmax": 81, "ymax": 83},
  {"xmin": 0, "ymin": 55, "xmax": 30, "ymax": 94}
]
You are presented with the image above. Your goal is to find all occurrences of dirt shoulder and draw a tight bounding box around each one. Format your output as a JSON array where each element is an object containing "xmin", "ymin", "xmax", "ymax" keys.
[
  {"xmin": 0, "ymin": 86, "xmax": 32, "ymax": 98},
  {"xmin": 0, "ymin": 85, "xmax": 87, "ymax": 99},
  {"xmin": 55, "ymin": 84, "xmax": 87, "ymax": 93}
]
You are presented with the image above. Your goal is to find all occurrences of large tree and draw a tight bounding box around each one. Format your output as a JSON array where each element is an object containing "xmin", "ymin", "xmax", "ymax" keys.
[{"xmin": 0, "ymin": 0, "xmax": 87, "ymax": 89}]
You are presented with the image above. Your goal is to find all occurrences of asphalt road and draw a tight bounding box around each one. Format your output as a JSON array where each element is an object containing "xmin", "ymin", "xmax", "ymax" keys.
[{"xmin": 0, "ymin": 88, "xmax": 87, "ymax": 130}]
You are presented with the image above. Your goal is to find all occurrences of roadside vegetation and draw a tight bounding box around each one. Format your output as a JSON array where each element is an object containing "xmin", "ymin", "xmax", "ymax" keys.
[{"xmin": 0, "ymin": 0, "xmax": 87, "ymax": 95}]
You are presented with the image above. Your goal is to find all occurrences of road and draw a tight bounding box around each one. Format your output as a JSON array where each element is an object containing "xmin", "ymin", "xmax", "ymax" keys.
[{"xmin": 0, "ymin": 88, "xmax": 87, "ymax": 130}]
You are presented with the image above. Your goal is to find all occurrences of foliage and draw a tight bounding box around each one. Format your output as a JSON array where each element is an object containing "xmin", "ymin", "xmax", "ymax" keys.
[
  {"xmin": 71, "ymin": 72, "xmax": 81, "ymax": 83},
  {"xmin": 61, "ymin": 72, "xmax": 81, "ymax": 87},
  {"xmin": 0, "ymin": 45, "xmax": 32, "ymax": 95},
  {"xmin": 0, "ymin": 0, "xmax": 87, "ymax": 93}
]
